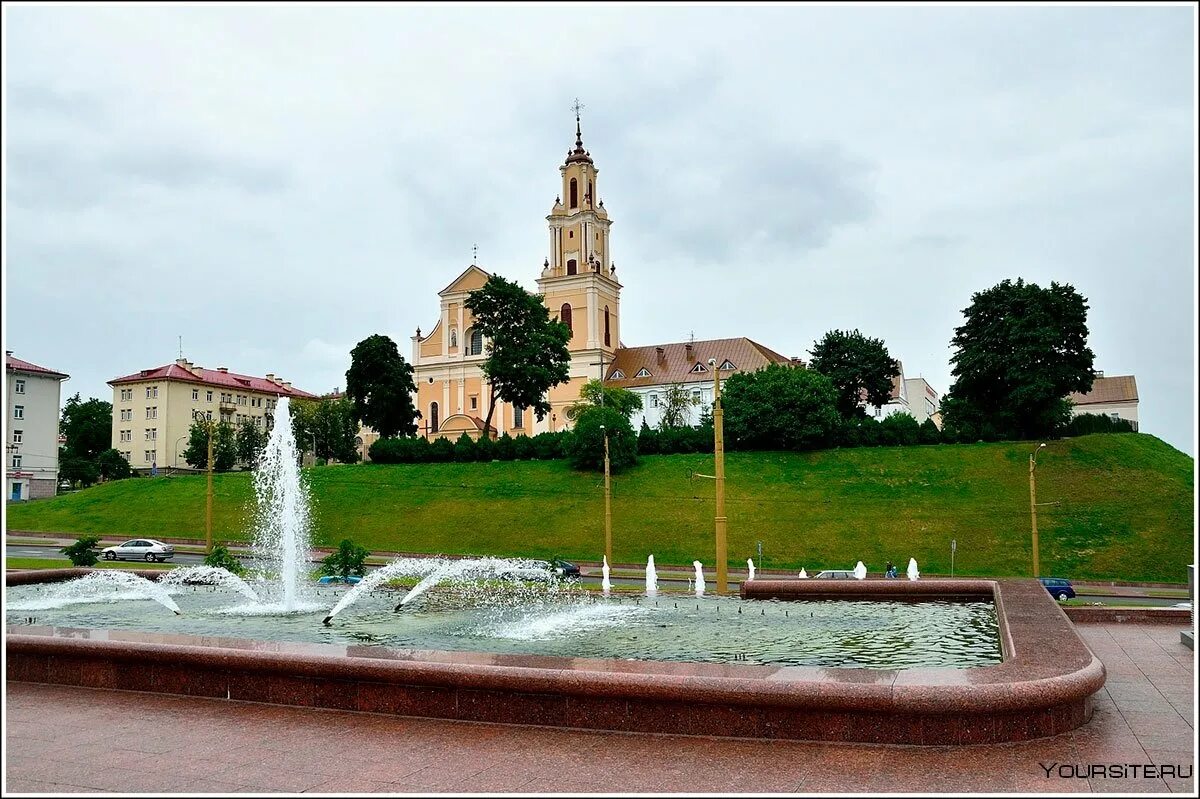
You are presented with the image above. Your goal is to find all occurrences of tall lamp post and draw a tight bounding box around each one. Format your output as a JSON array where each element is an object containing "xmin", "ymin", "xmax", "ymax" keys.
[
  {"xmin": 710, "ymin": 358, "xmax": 728, "ymax": 595},
  {"xmin": 1029, "ymin": 443, "xmax": 1047, "ymax": 578},
  {"xmin": 193, "ymin": 410, "xmax": 216, "ymax": 554},
  {"xmin": 600, "ymin": 424, "xmax": 612, "ymax": 567}
]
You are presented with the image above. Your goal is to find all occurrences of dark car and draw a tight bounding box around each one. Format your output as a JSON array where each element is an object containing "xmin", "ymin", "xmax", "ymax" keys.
[
  {"xmin": 550, "ymin": 559, "xmax": 581, "ymax": 579},
  {"xmin": 1039, "ymin": 577, "xmax": 1076, "ymax": 600}
]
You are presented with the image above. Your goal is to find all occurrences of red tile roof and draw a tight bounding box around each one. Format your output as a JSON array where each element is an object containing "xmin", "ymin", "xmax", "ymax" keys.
[
  {"xmin": 604, "ymin": 338, "xmax": 796, "ymax": 389},
  {"xmin": 6, "ymin": 353, "xmax": 69, "ymax": 379},
  {"xmin": 107, "ymin": 362, "xmax": 316, "ymax": 399},
  {"xmin": 1069, "ymin": 375, "xmax": 1138, "ymax": 406}
]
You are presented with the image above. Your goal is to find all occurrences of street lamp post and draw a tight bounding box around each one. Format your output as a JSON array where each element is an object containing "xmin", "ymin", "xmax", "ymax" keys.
[
  {"xmin": 174, "ymin": 435, "xmax": 188, "ymax": 473},
  {"xmin": 193, "ymin": 411, "xmax": 216, "ymax": 554},
  {"xmin": 600, "ymin": 424, "xmax": 612, "ymax": 567},
  {"xmin": 710, "ymin": 358, "xmax": 728, "ymax": 595},
  {"xmin": 1029, "ymin": 443, "xmax": 1047, "ymax": 578}
]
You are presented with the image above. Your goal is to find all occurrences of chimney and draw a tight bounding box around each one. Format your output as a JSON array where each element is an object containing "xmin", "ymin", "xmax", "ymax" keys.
[
  {"xmin": 283, "ymin": 381, "xmax": 292, "ymax": 389},
  {"xmin": 175, "ymin": 358, "xmax": 188, "ymax": 367},
  {"xmin": 217, "ymin": 367, "xmax": 229, "ymax": 374},
  {"xmin": 265, "ymin": 373, "xmax": 275, "ymax": 382},
  {"xmin": 1093, "ymin": 370, "xmax": 1104, "ymax": 379},
  {"xmin": 5, "ymin": 350, "xmax": 12, "ymax": 357},
  {"xmin": 685, "ymin": 343, "xmax": 694, "ymax": 361},
  {"xmin": 655, "ymin": 347, "xmax": 665, "ymax": 361}
]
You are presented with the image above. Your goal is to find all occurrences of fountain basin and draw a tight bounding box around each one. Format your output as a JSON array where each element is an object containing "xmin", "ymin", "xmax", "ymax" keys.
[{"xmin": 5, "ymin": 573, "xmax": 1103, "ymax": 745}]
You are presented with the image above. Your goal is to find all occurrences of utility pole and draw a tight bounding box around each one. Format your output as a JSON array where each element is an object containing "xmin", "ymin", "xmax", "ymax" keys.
[
  {"xmin": 1029, "ymin": 443, "xmax": 1046, "ymax": 578},
  {"xmin": 711, "ymin": 359, "xmax": 727, "ymax": 594},
  {"xmin": 601, "ymin": 425, "xmax": 612, "ymax": 567}
]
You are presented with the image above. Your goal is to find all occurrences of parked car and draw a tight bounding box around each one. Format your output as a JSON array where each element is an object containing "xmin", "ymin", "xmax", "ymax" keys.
[
  {"xmin": 101, "ymin": 539, "xmax": 175, "ymax": 563},
  {"xmin": 813, "ymin": 569, "xmax": 855, "ymax": 579},
  {"xmin": 549, "ymin": 559, "xmax": 581, "ymax": 579},
  {"xmin": 1039, "ymin": 577, "xmax": 1076, "ymax": 600}
]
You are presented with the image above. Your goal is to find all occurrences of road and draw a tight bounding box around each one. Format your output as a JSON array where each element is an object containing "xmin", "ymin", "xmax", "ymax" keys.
[{"xmin": 5, "ymin": 544, "xmax": 1186, "ymax": 606}]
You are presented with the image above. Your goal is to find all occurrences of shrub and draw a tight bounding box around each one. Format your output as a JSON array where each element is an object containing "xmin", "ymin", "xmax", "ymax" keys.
[
  {"xmin": 474, "ymin": 435, "xmax": 495, "ymax": 462},
  {"xmin": 879, "ymin": 412, "xmax": 920, "ymax": 446},
  {"xmin": 566, "ymin": 406, "xmax": 637, "ymax": 472},
  {"xmin": 97, "ymin": 448, "xmax": 131, "ymax": 481},
  {"xmin": 918, "ymin": 418, "xmax": 942, "ymax": 444},
  {"xmin": 61, "ymin": 535, "xmax": 100, "ymax": 567},
  {"xmin": 1061, "ymin": 413, "xmax": 1136, "ymax": 436},
  {"xmin": 512, "ymin": 434, "xmax": 536, "ymax": 460},
  {"xmin": 638, "ymin": 421, "xmax": 659, "ymax": 455},
  {"xmin": 722, "ymin": 363, "xmax": 840, "ymax": 451},
  {"xmin": 493, "ymin": 433, "xmax": 516, "ymax": 460},
  {"xmin": 452, "ymin": 433, "xmax": 477, "ymax": 462},
  {"xmin": 321, "ymin": 539, "xmax": 371, "ymax": 580},
  {"xmin": 532, "ymin": 431, "xmax": 566, "ymax": 460},
  {"xmin": 203, "ymin": 543, "xmax": 246, "ymax": 577},
  {"xmin": 429, "ymin": 437, "xmax": 455, "ymax": 462}
]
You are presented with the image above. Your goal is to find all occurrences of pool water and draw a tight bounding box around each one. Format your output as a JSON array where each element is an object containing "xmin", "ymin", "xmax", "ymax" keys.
[{"xmin": 5, "ymin": 582, "xmax": 1002, "ymax": 670}]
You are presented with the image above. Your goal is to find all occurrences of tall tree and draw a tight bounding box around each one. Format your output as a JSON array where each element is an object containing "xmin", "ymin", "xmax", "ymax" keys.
[
  {"xmin": 658, "ymin": 384, "xmax": 696, "ymax": 430},
  {"xmin": 345, "ymin": 335, "xmax": 419, "ymax": 438},
  {"xmin": 235, "ymin": 422, "xmax": 269, "ymax": 469},
  {"xmin": 808, "ymin": 330, "xmax": 900, "ymax": 419},
  {"xmin": 722, "ymin": 363, "xmax": 840, "ymax": 451},
  {"xmin": 465, "ymin": 275, "xmax": 572, "ymax": 433},
  {"xmin": 184, "ymin": 419, "xmax": 237, "ymax": 472},
  {"xmin": 292, "ymin": 397, "xmax": 361, "ymax": 463},
  {"xmin": 566, "ymin": 405, "xmax": 638, "ymax": 472},
  {"xmin": 60, "ymin": 394, "xmax": 113, "ymax": 460},
  {"xmin": 944, "ymin": 278, "xmax": 1095, "ymax": 439},
  {"xmin": 565, "ymin": 378, "xmax": 643, "ymax": 422},
  {"xmin": 96, "ymin": 448, "xmax": 131, "ymax": 480}
]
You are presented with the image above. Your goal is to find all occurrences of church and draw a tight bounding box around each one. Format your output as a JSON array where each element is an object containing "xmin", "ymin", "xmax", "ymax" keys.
[{"xmin": 404, "ymin": 111, "xmax": 794, "ymax": 443}]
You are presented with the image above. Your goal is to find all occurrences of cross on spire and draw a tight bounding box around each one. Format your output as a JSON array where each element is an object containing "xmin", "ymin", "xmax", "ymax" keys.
[
  {"xmin": 472, "ymin": 243, "xmax": 478, "ymax": 265},
  {"xmin": 571, "ymin": 97, "xmax": 585, "ymax": 121}
]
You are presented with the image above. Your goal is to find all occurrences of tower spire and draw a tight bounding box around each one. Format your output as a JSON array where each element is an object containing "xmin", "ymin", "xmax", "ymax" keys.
[{"xmin": 566, "ymin": 98, "xmax": 593, "ymax": 164}]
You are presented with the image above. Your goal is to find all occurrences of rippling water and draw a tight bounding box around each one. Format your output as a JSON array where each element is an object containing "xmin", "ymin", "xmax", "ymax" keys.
[{"xmin": 6, "ymin": 583, "xmax": 1001, "ymax": 669}]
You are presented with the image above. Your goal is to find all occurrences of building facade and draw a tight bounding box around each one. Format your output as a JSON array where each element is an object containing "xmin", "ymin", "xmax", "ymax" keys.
[
  {"xmin": 860, "ymin": 364, "xmax": 942, "ymax": 429},
  {"xmin": 410, "ymin": 114, "xmax": 622, "ymax": 441},
  {"xmin": 5, "ymin": 352, "xmax": 70, "ymax": 501},
  {"xmin": 1068, "ymin": 372, "xmax": 1139, "ymax": 429},
  {"xmin": 107, "ymin": 359, "xmax": 316, "ymax": 473}
]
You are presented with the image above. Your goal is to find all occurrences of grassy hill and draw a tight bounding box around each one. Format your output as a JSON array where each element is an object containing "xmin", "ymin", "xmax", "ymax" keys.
[{"xmin": 6, "ymin": 434, "xmax": 1193, "ymax": 583}]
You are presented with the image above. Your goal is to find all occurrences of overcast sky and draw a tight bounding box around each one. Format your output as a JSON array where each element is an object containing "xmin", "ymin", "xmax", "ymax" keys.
[{"xmin": 4, "ymin": 4, "xmax": 1196, "ymax": 454}]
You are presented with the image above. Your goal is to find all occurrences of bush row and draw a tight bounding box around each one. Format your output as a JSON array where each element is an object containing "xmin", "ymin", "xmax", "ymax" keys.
[{"xmin": 369, "ymin": 431, "xmax": 573, "ymax": 464}]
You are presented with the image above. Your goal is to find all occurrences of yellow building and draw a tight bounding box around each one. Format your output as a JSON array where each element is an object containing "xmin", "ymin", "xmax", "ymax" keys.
[
  {"xmin": 107, "ymin": 359, "xmax": 316, "ymax": 473},
  {"xmin": 411, "ymin": 113, "xmax": 621, "ymax": 440}
]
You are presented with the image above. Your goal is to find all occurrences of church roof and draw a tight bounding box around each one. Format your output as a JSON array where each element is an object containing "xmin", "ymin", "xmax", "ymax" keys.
[
  {"xmin": 603, "ymin": 337, "xmax": 797, "ymax": 389},
  {"xmin": 438, "ymin": 264, "xmax": 492, "ymax": 296}
]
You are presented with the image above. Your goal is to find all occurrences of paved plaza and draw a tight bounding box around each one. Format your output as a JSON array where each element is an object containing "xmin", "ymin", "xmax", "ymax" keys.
[{"xmin": 4, "ymin": 623, "xmax": 1194, "ymax": 794}]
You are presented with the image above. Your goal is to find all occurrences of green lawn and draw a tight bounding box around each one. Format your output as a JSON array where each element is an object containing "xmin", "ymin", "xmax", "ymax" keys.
[
  {"xmin": 6, "ymin": 434, "xmax": 1193, "ymax": 583},
  {"xmin": 5, "ymin": 557, "xmax": 176, "ymax": 571}
]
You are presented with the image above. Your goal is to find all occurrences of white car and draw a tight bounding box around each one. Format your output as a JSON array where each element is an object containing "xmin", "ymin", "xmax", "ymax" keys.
[{"xmin": 102, "ymin": 539, "xmax": 175, "ymax": 563}]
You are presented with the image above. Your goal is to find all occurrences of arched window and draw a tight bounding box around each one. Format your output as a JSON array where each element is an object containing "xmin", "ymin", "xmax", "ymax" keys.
[
  {"xmin": 569, "ymin": 178, "xmax": 578, "ymax": 208},
  {"xmin": 566, "ymin": 259, "xmax": 577, "ymax": 276},
  {"xmin": 588, "ymin": 181, "xmax": 593, "ymax": 205},
  {"xmin": 604, "ymin": 306, "xmax": 611, "ymax": 347},
  {"xmin": 430, "ymin": 402, "xmax": 439, "ymax": 433},
  {"xmin": 450, "ymin": 329, "xmax": 457, "ymax": 348},
  {"xmin": 469, "ymin": 329, "xmax": 484, "ymax": 356},
  {"xmin": 560, "ymin": 303, "xmax": 573, "ymax": 334}
]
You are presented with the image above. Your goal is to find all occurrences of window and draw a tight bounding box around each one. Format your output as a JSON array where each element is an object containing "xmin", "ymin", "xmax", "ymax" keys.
[
  {"xmin": 146, "ymin": 406, "xmax": 157, "ymax": 419},
  {"xmin": 120, "ymin": 388, "xmax": 132, "ymax": 402},
  {"xmin": 469, "ymin": 329, "xmax": 484, "ymax": 356},
  {"xmin": 513, "ymin": 406, "xmax": 524, "ymax": 429},
  {"xmin": 205, "ymin": 410, "xmax": 213, "ymax": 421},
  {"xmin": 145, "ymin": 386, "xmax": 158, "ymax": 399},
  {"xmin": 192, "ymin": 389, "xmax": 199, "ymax": 400},
  {"xmin": 145, "ymin": 450, "xmax": 155, "ymax": 463},
  {"xmin": 609, "ymin": 369, "xmax": 625, "ymax": 379},
  {"xmin": 121, "ymin": 409, "xmax": 131, "ymax": 421},
  {"xmin": 719, "ymin": 360, "xmax": 736, "ymax": 371},
  {"xmin": 13, "ymin": 405, "xmax": 23, "ymax": 420},
  {"xmin": 145, "ymin": 429, "xmax": 152, "ymax": 441},
  {"xmin": 560, "ymin": 304, "xmax": 573, "ymax": 334},
  {"xmin": 874, "ymin": 406, "xmax": 881, "ymax": 418},
  {"xmin": 429, "ymin": 402, "xmax": 439, "ymax": 433},
  {"xmin": 692, "ymin": 390, "xmax": 702, "ymax": 402},
  {"xmin": 11, "ymin": 455, "xmax": 21, "ymax": 469},
  {"xmin": 206, "ymin": 390, "xmax": 213, "ymax": 402},
  {"xmin": 14, "ymin": 379, "xmax": 25, "ymax": 394},
  {"xmin": 120, "ymin": 430, "xmax": 130, "ymax": 443},
  {"xmin": 470, "ymin": 396, "xmax": 478, "ymax": 410},
  {"xmin": 604, "ymin": 306, "xmax": 611, "ymax": 347},
  {"xmin": 566, "ymin": 258, "xmax": 577, "ymax": 276},
  {"xmin": 634, "ymin": 368, "xmax": 651, "ymax": 378},
  {"xmin": 12, "ymin": 430, "xmax": 22, "ymax": 444},
  {"xmin": 588, "ymin": 181, "xmax": 593, "ymax": 205},
  {"xmin": 651, "ymin": 394, "xmax": 659, "ymax": 408},
  {"xmin": 570, "ymin": 177, "xmax": 578, "ymax": 208},
  {"xmin": 150, "ymin": 428, "xmax": 157, "ymax": 441},
  {"xmin": 690, "ymin": 363, "xmax": 708, "ymax": 373}
]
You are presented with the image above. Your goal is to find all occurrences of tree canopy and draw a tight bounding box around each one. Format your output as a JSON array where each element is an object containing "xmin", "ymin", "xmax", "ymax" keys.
[
  {"xmin": 565, "ymin": 379, "xmax": 643, "ymax": 422},
  {"xmin": 184, "ymin": 419, "xmax": 237, "ymax": 472},
  {"xmin": 808, "ymin": 330, "xmax": 900, "ymax": 419},
  {"xmin": 292, "ymin": 397, "xmax": 362, "ymax": 463},
  {"xmin": 60, "ymin": 394, "xmax": 112, "ymax": 460},
  {"xmin": 943, "ymin": 278, "xmax": 1095, "ymax": 440},
  {"xmin": 466, "ymin": 275, "xmax": 572, "ymax": 433},
  {"xmin": 721, "ymin": 364, "xmax": 840, "ymax": 451},
  {"xmin": 658, "ymin": 384, "xmax": 697, "ymax": 430},
  {"xmin": 345, "ymin": 334, "xmax": 419, "ymax": 438},
  {"xmin": 566, "ymin": 405, "xmax": 638, "ymax": 472}
]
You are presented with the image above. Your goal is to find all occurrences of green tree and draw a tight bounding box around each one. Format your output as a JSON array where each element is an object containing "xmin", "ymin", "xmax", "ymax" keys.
[
  {"xmin": 565, "ymin": 379, "xmax": 643, "ymax": 422},
  {"xmin": 918, "ymin": 417, "xmax": 943, "ymax": 444},
  {"xmin": 321, "ymin": 539, "xmax": 371, "ymax": 580},
  {"xmin": 60, "ymin": 394, "xmax": 113, "ymax": 460},
  {"xmin": 944, "ymin": 278, "xmax": 1095, "ymax": 439},
  {"xmin": 59, "ymin": 450, "xmax": 100, "ymax": 488},
  {"xmin": 183, "ymin": 420, "xmax": 236, "ymax": 471},
  {"xmin": 808, "ymin": 330, "xmax": 900, "ymax": 419},
  {"xmin": 61, "ymin": 534, "xmax": 100, "ymax": 567},
  {"xmin": 722, "ymin": 363, "xmax": 840, "ymax": 451},
  {"xmin": 658, "ymin": 384, "xmax": 697, "ymax": 430},
  {"xmin": 292, "ymin": 397, "xmax": 360, "ymax": 463},
  {"xmin": 879, "ymin": 412, "xmax": 920, "ymax": 446},
  {"xmin": 235, "ymin": 422, "xmax": 269, "ymax": 468},
  {"xmin": 203, "ymin": 543, "xmax": 246, "ymax": 577},
  {"xmin": 465, "ymin": 274, "xmax": 572, "ymax": 433},
  {"xmin": 96, "ymin": 448, "xmax": 131, "ymax": 481},
  {"xmin": 345, "ymin": 334, "xmax": 419, "ymax": 438},
  {"xmin": 566, "ymin": 405, "xmax": 637, "ymax": 472}
]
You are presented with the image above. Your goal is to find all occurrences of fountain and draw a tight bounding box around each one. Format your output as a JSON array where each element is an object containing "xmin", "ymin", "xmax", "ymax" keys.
[
  {"xmin": 7, "ymin": 571, "xmax": 181, "ymax": 615},
  {"xmin": 645, "ymin": 555, "xmax": 658, "ymax": 595},
  {"xmin": 798, "ymin": 568, "xmax": 808, "ymax": 579},
  {"xmin": 907, "ymin": 558, "xmax": 920, "ymax": 580},
  {"xmin": 693, "ymin": 561, "xmax": 705, "ymax": 596},
  {"xmin": 158, "ymin": 566, "xmax": 261, "ymax": 602},
  {"xmin": 853, "ymin": 561, "xmax": 868, "ymax": 580},
  {"xmin": 601, "ymin": 556, "xmax": 612, "ymax": 595},
  {"xmin": 747, "ymin": 558, "xmax": 756, "ymax": 582}
]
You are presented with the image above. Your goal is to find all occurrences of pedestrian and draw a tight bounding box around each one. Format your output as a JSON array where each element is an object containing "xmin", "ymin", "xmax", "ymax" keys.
[{"xmin": 885, "ymin": 561, "xmax": 897, "ymax": 579}]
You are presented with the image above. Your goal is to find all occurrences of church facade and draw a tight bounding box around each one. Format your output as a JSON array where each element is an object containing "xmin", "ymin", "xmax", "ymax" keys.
[{"xmin": 404, "ymin": 113, "xmax": 795, "ymax": 444}]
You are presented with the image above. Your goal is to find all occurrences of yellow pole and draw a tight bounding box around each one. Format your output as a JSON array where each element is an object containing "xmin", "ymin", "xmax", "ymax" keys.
[
  {"xmin": 713, "ymin": 364, "xmax": 727, "ymax": 595},
  {"xmin": 604, "ymin": 431, "xmax": 612, "ymax": 567},
  {"xmin": 1029, "ymin": 453, "xmax": 1039, "ymax": 578},
  {"xmin": 206, "ymin": 422, "xmax": 214, "ymax": 554}
]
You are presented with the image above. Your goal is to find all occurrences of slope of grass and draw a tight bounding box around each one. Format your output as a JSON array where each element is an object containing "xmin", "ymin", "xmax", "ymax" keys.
[{"xmin": 6, "ymin": 434, "xmax": 1193, "ymax": 583}]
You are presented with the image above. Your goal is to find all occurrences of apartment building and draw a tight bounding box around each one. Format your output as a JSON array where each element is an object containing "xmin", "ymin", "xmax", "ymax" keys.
[
  {"xmin": 108, "ymin": 359, "xmax": 316, "ymax": 473},
  {"xmin": 6, "ymin": 351, "xmax": 70, "ymax": 500}
]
